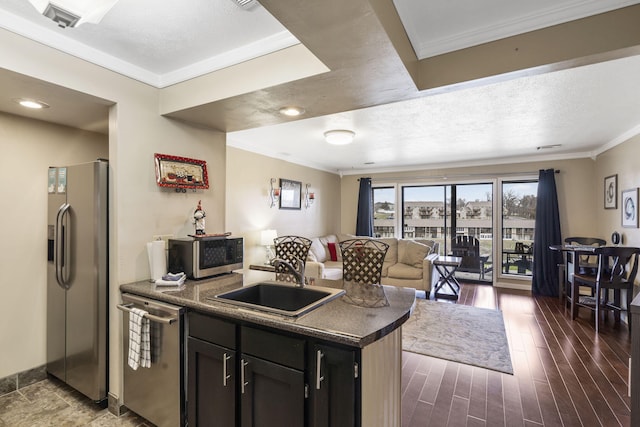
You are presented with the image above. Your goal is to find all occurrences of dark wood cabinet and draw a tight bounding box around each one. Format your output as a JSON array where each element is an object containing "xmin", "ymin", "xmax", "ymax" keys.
[
  {"xmin": 187, "ymin": 337, "xmax": 236, "ymax": 427},
  {"xmin": 187, "ymin": 312, "xmax": 359, "ymax": 426},
  {"xmin": 309, "ymin": 343, "xmax": 358, "ymax": 427},
  {"xmin": 240, "ymin": 354, "xmax": 305, "ymax": 427},
  {"xmin": 187, "ymin": 312, "xmax": 237, "ymax": 427}
]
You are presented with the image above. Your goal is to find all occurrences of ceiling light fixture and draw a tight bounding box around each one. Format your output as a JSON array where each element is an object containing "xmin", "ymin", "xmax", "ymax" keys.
[
  {"xmin": 13, "ymin": 98, "xmax": 50, "ymax": 109},
  {"xmin": 324, "ymin": 129, "xmax": 355, "ymax": 145},
  {"xmin": 27, "ymin": 0, "xmax": 120, "ymax": 28},
  {"xmin": 279, "ymin": 106, "xmax": 305, "ymax": 117}
]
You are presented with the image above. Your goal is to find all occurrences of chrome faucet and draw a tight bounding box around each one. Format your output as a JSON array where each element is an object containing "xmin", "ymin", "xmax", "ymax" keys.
[{"xmin": 273, "ymin": 258, "xmax": 306, "ymax": 287}]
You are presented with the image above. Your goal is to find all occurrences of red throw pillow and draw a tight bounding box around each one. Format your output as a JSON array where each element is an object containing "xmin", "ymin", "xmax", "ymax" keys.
[{"xmin": 327, "ymin": 242, "xmax": 338, "ymax": 261}]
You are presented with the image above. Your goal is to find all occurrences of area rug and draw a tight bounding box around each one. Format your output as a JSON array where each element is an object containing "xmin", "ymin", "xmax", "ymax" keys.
[{"xmin": 402, "ymin": 299, "xmax": 513, "ymax": 375}]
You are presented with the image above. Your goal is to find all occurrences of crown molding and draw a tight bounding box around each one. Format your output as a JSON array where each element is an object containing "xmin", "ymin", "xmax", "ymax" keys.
[
  {"xmin": 0, "ymin": 9, "xmax": 299, "ymax": 89},
  {"xmin": 410, "ymin": 0, "xmax": 640, "ymax": 59},
  {"xmin": 339, "ymin": 150, "xmax": 595, "ymax": 177}
]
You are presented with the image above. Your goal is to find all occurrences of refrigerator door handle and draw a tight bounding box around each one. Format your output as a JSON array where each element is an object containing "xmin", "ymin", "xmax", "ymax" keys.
[{"xmin": 55, "ymin": 203, "xmax": 70, "ymax": 289}]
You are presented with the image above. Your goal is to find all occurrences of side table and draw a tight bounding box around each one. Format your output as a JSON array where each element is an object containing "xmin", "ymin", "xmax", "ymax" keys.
[{"xmin": 433, "ymin": 256, "xmax": 462, "ymax": 300}]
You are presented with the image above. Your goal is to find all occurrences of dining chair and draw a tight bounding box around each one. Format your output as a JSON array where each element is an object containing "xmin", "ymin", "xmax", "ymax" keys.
[
  {"xmin": 571, "ymin": 246, "xmax": 640, "ymax": 333},
  {"xmin": 339, "ymin": 239, "xmax": 390, "ymax": 307},
  {"xmin": 273, "ymin": 235, "xmax": 312, "ymax": 283},
  {"xmin": 562, "ymin": 236, "xmax": 606, "ymax": 306}
]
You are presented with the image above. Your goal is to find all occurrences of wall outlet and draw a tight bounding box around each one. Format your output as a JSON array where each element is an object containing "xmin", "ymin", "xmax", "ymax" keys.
[{"xmin": 153, "ymin": 234, "xmax": 173, "ymax": 248}]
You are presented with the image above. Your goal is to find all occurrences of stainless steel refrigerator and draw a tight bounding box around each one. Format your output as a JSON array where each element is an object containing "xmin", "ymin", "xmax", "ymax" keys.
[{"xmin": 47, "ymin": 160, "xmax": 108, "ymax": 402}]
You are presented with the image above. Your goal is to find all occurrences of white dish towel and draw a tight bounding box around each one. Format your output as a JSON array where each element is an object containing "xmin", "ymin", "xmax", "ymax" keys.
[{"xmin": 127, "ymin": 307, "xmax": 151, "ymax": 370}]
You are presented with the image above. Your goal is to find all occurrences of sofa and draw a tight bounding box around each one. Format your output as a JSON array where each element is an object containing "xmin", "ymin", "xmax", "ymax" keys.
[{"xmin": 304, "ymin": 234, "xmax": 440, "ymax": 292}]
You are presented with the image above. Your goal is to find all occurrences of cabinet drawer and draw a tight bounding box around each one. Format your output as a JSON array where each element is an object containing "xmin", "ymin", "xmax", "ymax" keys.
[
  {"xmin": 241, "ymin": 326, "xmax": 305, "ymax": 370},
  {"xmin": 189, "ymin": 311, "xmax": 236, "ymax": 349}
]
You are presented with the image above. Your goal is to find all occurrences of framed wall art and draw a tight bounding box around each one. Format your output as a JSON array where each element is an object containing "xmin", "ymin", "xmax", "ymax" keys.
[
  {"xmin": 154, "ymin": 153, "xmax": 209, "ymax": 191},
  {"xmin": 279, "ymin": 178, "xmax": 302, "ymax": 210},
  {"xmin": 604, "ymin": 174, "xmax": 617, "ymax": 209},
  {"xmin": 622, "ymin": 188, "xmax": 638, "ymax": 228}
]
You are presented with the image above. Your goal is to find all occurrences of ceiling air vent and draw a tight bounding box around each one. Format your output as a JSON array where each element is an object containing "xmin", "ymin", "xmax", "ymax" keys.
[
  {"xmin": 231, "ymin": 0, "xmax": 259, "ymax": 10},
  {"xmin": 43, "ymin": 3, "xmax": 80, "ymax": 28}
]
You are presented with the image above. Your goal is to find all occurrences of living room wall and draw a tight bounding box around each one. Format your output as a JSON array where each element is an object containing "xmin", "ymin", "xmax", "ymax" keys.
[
  {"xmin": 595, "ymin": 134, "xmax": 640, "ymax": 247},
  {"xmin": 226, "ymin": 146, "xmax": 341, "ymax": 284}
]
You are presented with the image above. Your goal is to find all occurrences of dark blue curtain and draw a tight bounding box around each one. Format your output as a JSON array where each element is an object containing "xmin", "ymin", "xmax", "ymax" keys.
[
  {"xmin": 532, "ymin": 169, "xmax": 563, "ymax": 296},
  {"xmin": 355, "ymin": 178, "xmax": 374, "ymax": 237}
]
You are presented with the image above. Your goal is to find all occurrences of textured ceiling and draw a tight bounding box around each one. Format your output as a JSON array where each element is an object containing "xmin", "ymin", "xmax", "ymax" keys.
[
  {"xmin": 227, "ymin": 54, "xmax": 640, "ymax": 174},
  {"xmin": 1, "ymin": 0, "xmax": 640, "ymax": 174}
]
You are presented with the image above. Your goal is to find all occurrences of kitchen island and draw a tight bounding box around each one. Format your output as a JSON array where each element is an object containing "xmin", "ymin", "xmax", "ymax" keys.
[{"xmin": 120, "ymin": 273, "xmax": 415, "ymax": 427}]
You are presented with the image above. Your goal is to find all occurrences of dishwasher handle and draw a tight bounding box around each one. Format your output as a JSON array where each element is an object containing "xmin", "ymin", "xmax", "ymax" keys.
[{"xmin": 117, "ymin": 303, "xmax": 178, "ymax": 324}]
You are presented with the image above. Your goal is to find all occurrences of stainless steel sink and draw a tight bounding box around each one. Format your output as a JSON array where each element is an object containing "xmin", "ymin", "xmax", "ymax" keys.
[{"xmin": 210, "ymin": 282, "xmax": 344, "ymax": 317}]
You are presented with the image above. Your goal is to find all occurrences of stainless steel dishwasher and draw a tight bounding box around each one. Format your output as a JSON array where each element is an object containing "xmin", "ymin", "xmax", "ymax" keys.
[{"xmin": 119, "ymin": 293, "xmax": 185, "ymax": 427}]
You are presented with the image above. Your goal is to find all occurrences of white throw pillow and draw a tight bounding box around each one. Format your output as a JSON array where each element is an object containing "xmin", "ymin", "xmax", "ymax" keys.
[{"xmin": 310, "ymin": 238, "xmax": 327, "ymax": 263}]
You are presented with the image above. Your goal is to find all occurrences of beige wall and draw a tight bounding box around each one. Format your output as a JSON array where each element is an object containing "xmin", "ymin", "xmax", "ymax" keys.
[
  {"xmin": 595, "ymin": 135, "xmax": 640, "ymax": 245},
  {"xmin": 226, "ymin": 147, "xmax": 341, "ymax": 284},
  {"xmin": 0, "ymin": 112, "xmax": 108, "ymax": 378}
]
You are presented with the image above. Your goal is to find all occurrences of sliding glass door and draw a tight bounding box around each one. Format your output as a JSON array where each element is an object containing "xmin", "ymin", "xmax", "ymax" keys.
[
  {"xmin": 372, "ymin": 177, "xmax": 538, "ymax": 284},
  {"xmin": 402, "ymin": 185, "xmax": 451, "ymax": 253},
  {"xmin": 401, "ymin": 183, "xmax": 493, "ymax": 283}
]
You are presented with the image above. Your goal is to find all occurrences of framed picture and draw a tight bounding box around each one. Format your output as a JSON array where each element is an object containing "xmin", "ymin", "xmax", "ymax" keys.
[
  {"xmin": 279, "ymin": 178, "xmax": 302, "ymax": 210},
  {"xmin": 622, "ymin": 188, "xmax": 638, "ymax": 228},
  {"xmin": 604, "ymin": 174, "xmax": 617, "ymax": 209},
  {"xmin": 154, "ymin": 153, "xmax": 209, "ymax": 190}
]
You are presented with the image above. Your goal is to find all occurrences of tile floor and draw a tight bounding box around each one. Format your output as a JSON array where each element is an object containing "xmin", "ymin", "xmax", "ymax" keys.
[{"xmin": 0, "ymin": 377, "xmax": 153, "ymax": 427}]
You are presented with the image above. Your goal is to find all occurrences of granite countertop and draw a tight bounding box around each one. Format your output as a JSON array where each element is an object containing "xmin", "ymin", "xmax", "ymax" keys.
[{"xmin": 119, "ymin": 273, "xmax": 416, "ymax": 348}]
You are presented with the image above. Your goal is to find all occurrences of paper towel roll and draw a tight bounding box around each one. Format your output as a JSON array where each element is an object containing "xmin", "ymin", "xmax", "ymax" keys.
[{"xmin": 147, "ymin": 240, "xmax": 167, "ymax": 282}]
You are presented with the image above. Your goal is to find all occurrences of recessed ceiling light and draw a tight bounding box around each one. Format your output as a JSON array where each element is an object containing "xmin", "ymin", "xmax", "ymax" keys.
[
  {"xmin": 13, "ymin": 98, "xmax": 50, "ymax": 109},
  {"xmin": 324, "ymin": 129, "xmax": 355, "ymax": 145},
  {"xmin": 279, "ymin": 106, "xmax": 305, "ymax": 117}
]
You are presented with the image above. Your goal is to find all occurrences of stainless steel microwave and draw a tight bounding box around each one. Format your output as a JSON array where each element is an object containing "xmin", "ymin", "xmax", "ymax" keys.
[{"xmin": 168, "ymin": 237, "xmax": 243, "ymax": 279}]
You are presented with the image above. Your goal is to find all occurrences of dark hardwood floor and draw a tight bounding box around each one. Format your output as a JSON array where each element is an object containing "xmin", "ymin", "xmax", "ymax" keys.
[{"xmin": 402, "ymin": 283, "xmax": 632, "ymax": 427}]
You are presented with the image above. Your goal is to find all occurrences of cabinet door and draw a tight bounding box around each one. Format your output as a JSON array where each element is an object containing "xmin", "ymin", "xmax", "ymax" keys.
[
  {"xmin": 240, "ymin": 354, "xmax": 305, "ymax": 427},
  {"xmin": 187, "ymin": 337, "xmax": 236, "ymax": 427},
  {"xmin": 309, "ymin": 344, "xmax": 357, "ymax": 427}
]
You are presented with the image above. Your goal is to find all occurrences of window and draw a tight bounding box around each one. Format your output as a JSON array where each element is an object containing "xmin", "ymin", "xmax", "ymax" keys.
[
  {"xmin": 372, "ymin": 186, "xmax": 396, "ymax": 238},
  {"xmin": 501, "ymin": 180, "xmax": 538, "ymax": 276}
]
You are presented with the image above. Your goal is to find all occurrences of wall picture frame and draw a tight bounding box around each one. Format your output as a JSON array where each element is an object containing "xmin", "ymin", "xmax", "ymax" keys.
[
  {"xmin": 154, "ymin": 153, "xmax": 209, "ymax": 190},
  {"xmin": 622, "ymin": 188, "xmax": 638, "ymax": 228},
  {"xmin": 279, "ymin": 178, "xmax": 302, "ymax": 210},
  {"xmin": 604, "ymin": 174, "xmax": 617, "ymax": 209}
]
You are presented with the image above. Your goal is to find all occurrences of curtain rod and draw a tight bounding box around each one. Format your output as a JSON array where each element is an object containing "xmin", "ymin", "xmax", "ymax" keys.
[{"xmin": 358, "ymin": 169, "xmax": 559, "ymax": 182}]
